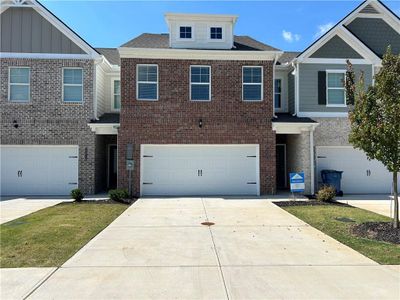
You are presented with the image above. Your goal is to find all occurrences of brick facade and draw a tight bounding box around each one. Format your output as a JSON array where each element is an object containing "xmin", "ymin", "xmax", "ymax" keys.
[
  {"xmin": 119, "ymin": 58, "xmax": 276, "ymax": 196},
  {"xmin": 0, "ymin": 58, "xmax": 97, "ymax": 194}
]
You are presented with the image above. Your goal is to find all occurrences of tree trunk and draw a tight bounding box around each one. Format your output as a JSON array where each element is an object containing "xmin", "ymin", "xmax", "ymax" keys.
[{"xmin": 393, "ymin": 172, "xmax": 399, "ymax": 229}]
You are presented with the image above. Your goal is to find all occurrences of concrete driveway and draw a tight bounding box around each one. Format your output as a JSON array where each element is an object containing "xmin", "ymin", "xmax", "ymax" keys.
[
  {"xmin": 7, "ymin": 197, "xmax": 400, "ymax": 299},
  {"xmin": 0, "ymin": 198, "xmax": 67, "ymax": 224},
  {"xmin": 338, "ymin": 194, "xmax": 398, "ymax": 218}
]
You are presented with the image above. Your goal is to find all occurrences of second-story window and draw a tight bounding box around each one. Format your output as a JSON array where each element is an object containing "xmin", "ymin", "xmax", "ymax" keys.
[
  {"xmin": 180, "ymin": 26, "xmax": 192, "ymax": 39},
  {"xmin": 190, "ymin": 66, "xmax": 211, "ymax": 101},
  {"xmin": 113, "ymin": 80, "xmax": 121, "ymax": 110},
  {"xmin": 9, "ymin": 67, "xmax": 30, "ymax": 102},
  {"xmin": 326, "ymin": 71, "xmax": 346, "ymax": 107},
  {"xmin": 63, "ymin": 68, "xmax": 83, "ymax": 103},
  {"xmin": 210, "ymin": 27, "xmax": 222, "ymax": 40},
  {"xmin": 274, "ymin": 78, "xmax": 282, "ymax": 109},
  {"xmin": 243, "ymin": 66, "xmax": 263, "ymax": 101},
  {"xmin": 137, "ymin": 64, "xmax": 158, "ymax": 101}
]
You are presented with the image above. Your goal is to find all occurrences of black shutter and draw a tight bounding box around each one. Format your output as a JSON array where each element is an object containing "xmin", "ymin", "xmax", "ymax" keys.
[{"xmin": 318, "ymin": 71, "xmax": 326, "ymax": 105}]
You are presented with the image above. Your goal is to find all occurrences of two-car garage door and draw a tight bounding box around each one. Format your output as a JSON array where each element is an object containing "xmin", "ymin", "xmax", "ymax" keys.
[
  {"xmin": 316, "ymin": 147, "xmax": 398, "ymax": 194},
  {"xmin": 141, "ymin": 145, "xmax": 260, "ymax": 196},
  {"xmin": 0, "ymin": 146, "xmax": 78, "ymax": 196}
]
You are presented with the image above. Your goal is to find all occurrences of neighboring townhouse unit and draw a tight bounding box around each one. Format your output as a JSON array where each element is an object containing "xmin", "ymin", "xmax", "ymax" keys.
[
  {"xmin": 0, "ymin": 0, "xmax": 120, "ymax": 195},
  {"xmin": 272, "ymin": 0, "xmax": 400, "ymax": 194},
  {"xmin": 118, "ymin": 13, "xmax": 282, "ymax": 196}
]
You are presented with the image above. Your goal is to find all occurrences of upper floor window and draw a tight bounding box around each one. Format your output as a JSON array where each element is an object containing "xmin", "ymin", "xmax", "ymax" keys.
[
  {"xmin": 210, "ymin": 27, "xmax": 222, "ymax": 40},
  {"xmin": 190, "ymin": 66, "xmax": 211, "ymax": 101},
  {"xmin": 63, "ymin": 68, "xmax": 83, "ymax": 103},
  {"xmin": 9, "ymin": 67, "xmax": 30, "ymax": 102},
  {"xmin": 242, "ymin": 66, "xmax": 263, "ymax": 101},
  {"xmin": 179, "ymin": 26, "xmax": 192, "ymax": 39},
  {"xmin": 274, "ymin": 78, "xmax": 282, "ymax": 109},
  {"xmin": 137, "ymin": 64, "xmax": 158, "ymax": 101},
  {"xmin": 326, "ymin": 71, "xmax": 346, "ymax": 107},
  {"xmin": 112, "ymin": 80, "xmax": 121, "ymax": 110}
]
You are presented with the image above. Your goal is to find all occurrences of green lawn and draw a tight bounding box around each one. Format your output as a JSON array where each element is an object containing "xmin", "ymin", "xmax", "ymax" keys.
[
  {"xmin": 281, "ymin": 204, "xmax": 400, "ymax": 265},
  {"xmin": 1, "ymin": 202, "xmax": 128, "ymax": 268}
]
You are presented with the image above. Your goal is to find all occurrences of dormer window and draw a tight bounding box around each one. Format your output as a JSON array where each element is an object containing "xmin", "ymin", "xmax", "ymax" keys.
[
  {"xmin": 210, "ymin": 27, "xmax": 222, "ymax": 40},
  {"xmin": 179, "ymin": 26, "xmax": 192, "ymax": 39}
]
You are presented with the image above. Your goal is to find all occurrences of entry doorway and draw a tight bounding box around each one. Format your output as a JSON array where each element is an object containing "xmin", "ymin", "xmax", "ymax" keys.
[
  {"xmin": 108, "ymin": 145, "xmax": 118, "ymax": 189},
  {"xmin": 276, "ymin": 144, "xmax": 287, "ymax": 189}
]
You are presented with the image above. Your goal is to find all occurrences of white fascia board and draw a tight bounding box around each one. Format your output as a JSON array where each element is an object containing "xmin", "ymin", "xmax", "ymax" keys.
[
  {"xmin": 88, "ymin": 123, "xmax": 119, "ymax": 135},
  {"xmin": 165, "ymin": 13, "xmax": 238, "ymax": 24},
  {"xmin": 272, "ymin": 122, "xmax": 319, "ymax": 134},
  {"xmin": 300, "ymin": 58, "xmax": 372, "ymax": 65},
  {"xmin": 118, "ymin": 47, "xmax": 282, "ymax": 61},
  {"xmin": 297, "ymin": 112, "xmax": 348, "ymax": 118},
  {"xmin": 0, "ymin": 52, "xmax": 93, "ymax": 60}
]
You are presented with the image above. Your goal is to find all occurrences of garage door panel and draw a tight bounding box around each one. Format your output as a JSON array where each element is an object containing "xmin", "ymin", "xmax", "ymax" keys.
[
  {"xmin": 1, "ymin": 146, "xmax": 78, "ymax": 196},
  {"xmin": 316, "ymin": 147, "xmax": 397, "ymax": 194},
  {"xmin": 141, "ymin": 145, "xmax": 259, "ymax": 196}
]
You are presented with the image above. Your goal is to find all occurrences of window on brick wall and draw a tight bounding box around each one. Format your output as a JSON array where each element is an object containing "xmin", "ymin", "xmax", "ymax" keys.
[
  {"xmin": 137, "ymin": 64, "xmax": 158, "ymax": 101},
  {"xmin": 63, "ymin": 68, "xmax": 83, "ymax": 102},
  {"xmin": 9, "ymin": 67, "xmax": 30, "ymax": 102},
  {"xmin": 190, "ymin": 66, "xmax": 211, "ymax": 101},
  {"xmin": 243, "ymin": 66, "xmax": 263, "ymax": 101}
]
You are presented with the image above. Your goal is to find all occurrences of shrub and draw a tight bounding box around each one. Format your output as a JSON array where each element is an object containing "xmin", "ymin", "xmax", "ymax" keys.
[
  {"xmin": 316, "ymin": 185, "xmax": 336, "ymax": 202},
  {"xmin": 109, "ymin": 189, "xmax": 129, "ymax": 202},
  {"xmin": 70, "ymin": 189, "xmax": 84, "ymax": 202}
]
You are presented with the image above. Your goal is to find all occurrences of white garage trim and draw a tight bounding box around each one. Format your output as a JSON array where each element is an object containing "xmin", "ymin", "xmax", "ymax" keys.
[{"xmin": 140, "ymin": 144, "xmax": 260, "ymax": 196}]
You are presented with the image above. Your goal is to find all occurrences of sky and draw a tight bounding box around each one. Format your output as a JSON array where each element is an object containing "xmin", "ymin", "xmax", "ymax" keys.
[{"xmin": 41, "ymin": 0, "xmax": 400, "ymax": 51}]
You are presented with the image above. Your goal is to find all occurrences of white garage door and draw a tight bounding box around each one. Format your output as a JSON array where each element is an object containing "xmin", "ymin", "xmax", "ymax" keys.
[
  {"xmin": 141, "ymin": 145, "xmax": 259, "ymax": 196},
  {"xmin": 316, "ymin": 146, "xmax": 398, "ymax": 194},
  {"xmin": 0, "ymin": 146, "xmax": 79, "ymax": 196}
]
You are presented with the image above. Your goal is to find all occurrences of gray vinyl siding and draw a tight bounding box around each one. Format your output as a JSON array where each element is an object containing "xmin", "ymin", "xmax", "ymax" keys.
[
  {"xmin": 1, "ymin": 7, "xmax": 85, "ymax": 54},
  {"xmin": 299, "ymin": 63, "xmax": 372, "ymax": 112},
  {"xmin": 310, "ymin": 35, "xmax": 362, "ymax": 59},
  {"xmin": 347, "ymin": 18, "xmax": 400, "ymax": 56},
  {"xmin": 288, "ymin": 72, "xmax": 295, "ymax": 114}
]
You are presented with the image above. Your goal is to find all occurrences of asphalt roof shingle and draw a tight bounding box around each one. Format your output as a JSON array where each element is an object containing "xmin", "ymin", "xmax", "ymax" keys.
[
  {"xmin": 96, "ymin": 48, "xmax": 120, "ymax": 65},
  {"xmin": 277, "ymin": 51, "xmax": 300, "ymax": 65},
  {"xmin": 120, "ymin": 33, "xmax": 280, "ymax": 51}
]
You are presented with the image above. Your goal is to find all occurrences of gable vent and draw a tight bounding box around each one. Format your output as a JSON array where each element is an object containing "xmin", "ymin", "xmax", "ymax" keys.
[{"xmin": 360, "ymin": 4, "xmax": 379, "ymax": 14}]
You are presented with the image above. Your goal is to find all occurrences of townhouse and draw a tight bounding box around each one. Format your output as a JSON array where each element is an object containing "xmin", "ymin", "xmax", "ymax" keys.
[{"xmin": 0, "ymin": 0, "xmax": 399, "ymax": 197}]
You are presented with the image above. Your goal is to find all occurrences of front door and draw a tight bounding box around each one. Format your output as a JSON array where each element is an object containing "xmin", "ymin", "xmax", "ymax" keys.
[
  {"xmin": 276, "ymin": 144, "xmax": 287, "ymax": 189},
  {"xmin": 108, "ymin": 145, "xmax": 118, "ymax": 189}
]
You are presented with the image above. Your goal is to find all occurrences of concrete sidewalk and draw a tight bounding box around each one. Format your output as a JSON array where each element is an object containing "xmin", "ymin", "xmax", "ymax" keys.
[
  {"xmin": 338, "ymin": 194, "xmax": 397, "ymax": 218},
  {"xmin": 0, "ymin": 198, "xmax": 69, "ymax": 224},
  {"xmin": 3, "ymin": 197, "xmax": 399, "ymax": 299}
]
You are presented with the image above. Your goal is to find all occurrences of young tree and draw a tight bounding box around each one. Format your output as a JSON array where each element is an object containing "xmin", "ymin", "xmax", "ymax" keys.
[{"xmin": 346, "ymin": 48, "xmax": 400, "ymax": 228}]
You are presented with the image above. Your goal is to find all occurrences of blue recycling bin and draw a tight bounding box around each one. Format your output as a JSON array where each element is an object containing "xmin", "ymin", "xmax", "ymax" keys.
[{"xmin": 321, "ymin": 170, "xmax": 343, "ymax": 196}]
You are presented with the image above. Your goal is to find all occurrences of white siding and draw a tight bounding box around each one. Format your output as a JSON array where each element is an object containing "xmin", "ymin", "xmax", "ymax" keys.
[{"xmin": 95, "ymin": 62, "xmax": 120, "ymax": 116}]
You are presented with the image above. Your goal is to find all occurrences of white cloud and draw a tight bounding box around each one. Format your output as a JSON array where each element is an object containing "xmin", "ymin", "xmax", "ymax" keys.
[
  {"xmin": 282, "ymin": 30, "xmax": 301, "ymax": 43},
  {"xmin": 315, "ymin": 22, "xmax": 334, "ymax": 38}
]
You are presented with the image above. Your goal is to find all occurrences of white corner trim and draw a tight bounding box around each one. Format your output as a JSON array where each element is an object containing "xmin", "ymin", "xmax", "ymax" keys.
[
  {"xmin": 297, "ymin": 112, "xmax": 348, "ymax": 118},
  {"xmin": 119, "ymin": 47, "xmax": 282, "ymax": 61},
  {"xmin": 0, "ymin": 52, "xmax": 93, "ymax": 60}
]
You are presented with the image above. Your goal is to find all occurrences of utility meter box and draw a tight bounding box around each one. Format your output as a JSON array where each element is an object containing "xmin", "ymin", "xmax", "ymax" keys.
[{"xmin": 126, "ymin": 159, "xmax": 135, "ymax": 171}]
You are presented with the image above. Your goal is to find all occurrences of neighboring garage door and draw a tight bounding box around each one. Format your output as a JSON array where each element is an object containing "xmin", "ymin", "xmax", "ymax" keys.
[
  {"xmin": 0, "ymin": 146, "xmax": 79, "ymax": 196},
  {"xmin": 316, "ymin": 146, "xmax": 398, "ymax": 194},
  {"xmin": 141, "ymin": 145, "xmax": 259, "ymax": 196}
]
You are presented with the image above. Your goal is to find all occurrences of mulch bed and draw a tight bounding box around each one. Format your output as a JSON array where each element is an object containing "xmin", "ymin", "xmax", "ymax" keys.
[
  {"xmin": 273, "ymin": 200, "xmax": 350, "ymax": 207},
  {"xmin": 351, "ymin": 222, "xmax": 400, "ymax": 244}
]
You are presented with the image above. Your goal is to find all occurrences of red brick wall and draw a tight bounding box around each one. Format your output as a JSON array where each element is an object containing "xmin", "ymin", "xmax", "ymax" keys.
[{"xmin": 119, "ymin": 58, "xmax": 276, "ymax": 196}]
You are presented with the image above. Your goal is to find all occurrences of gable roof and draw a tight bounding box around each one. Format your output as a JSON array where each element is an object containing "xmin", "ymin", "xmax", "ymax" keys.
[
  {"xmin": 96, "ymin": 48, "xmax": 120, "ymax": 65},
  {"xmin": 121, "ymin": 33, "xmax": 280, "ymax": 51},
  {"xmin": 296, "ymin": 0, "xmax": 399, "ymax": 63},
  {"xmin": 1, "ymin": 0, "xmax": 100, "ymax": 58}
]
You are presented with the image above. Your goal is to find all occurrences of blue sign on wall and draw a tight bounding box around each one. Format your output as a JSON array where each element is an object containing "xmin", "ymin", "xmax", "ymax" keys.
[{"xmin": 289, "ymin": 172, "xmax": 305, "ymax": 193}]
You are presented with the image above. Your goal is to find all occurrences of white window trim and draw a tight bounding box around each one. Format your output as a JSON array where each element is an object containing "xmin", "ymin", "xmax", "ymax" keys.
[
  {"xmin": 177, "ymin": 24, "xmax": 195, "ymax": 41},
  {"xmin": 190, "ymin": 65, "xmax": 211, "ymax": 102},
  {"xmin": 274, "ymin": 77, "xmax": 283, "ymax": 110},
  {"xmin": 8, "ymin": 67, "xmax": 30, "ymax": 103},
  {"xmin": 326, "ymin": 70, "xmax": 347, "ymax": 107},
  {"xmin": 62, "ymin": 67, "xmax": 83, "ymax": 103},
  {"xmin": 242, "ymin": 66, "xmax": 264, "ymax": 102},
  {"xmin": 111, "ymin": 77, "xmax": 121, "ymax": 112},
  {"xmin": 207, "ymin": 24, "xmax": 225, "ymax": 42},
  {"xmin": 136, "ymin": 64, "xmax": 159, "ymax": 101}
]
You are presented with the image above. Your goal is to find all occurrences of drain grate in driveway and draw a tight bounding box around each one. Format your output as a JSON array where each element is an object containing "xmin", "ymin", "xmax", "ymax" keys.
[{"xmin": 201, "ymin": 221, "xmax": 215, "ymax": 226}]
